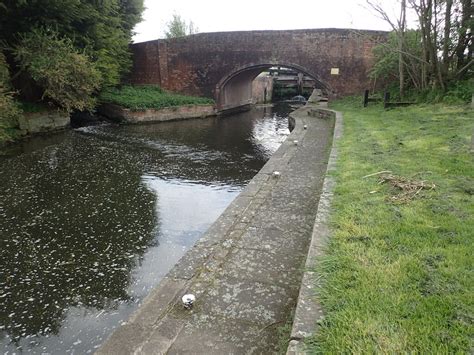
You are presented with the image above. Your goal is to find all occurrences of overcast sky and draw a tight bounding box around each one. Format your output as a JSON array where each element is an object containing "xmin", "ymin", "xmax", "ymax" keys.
[{"xmin": 133, "ymin": 0, "xmax": 415, "ymax": 43}]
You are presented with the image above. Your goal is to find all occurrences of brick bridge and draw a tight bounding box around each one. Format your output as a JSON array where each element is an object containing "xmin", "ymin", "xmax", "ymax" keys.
[{"xmin": 129, "ymin": 28, "xmax": 387, "ymax": 112}]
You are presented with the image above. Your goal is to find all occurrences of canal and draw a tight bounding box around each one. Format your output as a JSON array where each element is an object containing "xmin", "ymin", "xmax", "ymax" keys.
[{"xmin": 0, "ymin": 104, "xmax": 292, "ymax": 353}]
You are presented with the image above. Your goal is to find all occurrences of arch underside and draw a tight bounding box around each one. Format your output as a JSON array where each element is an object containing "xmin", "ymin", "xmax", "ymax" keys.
[{"xmin": 216, "ymin": 63, "xmax": 331, "ymax": 112}]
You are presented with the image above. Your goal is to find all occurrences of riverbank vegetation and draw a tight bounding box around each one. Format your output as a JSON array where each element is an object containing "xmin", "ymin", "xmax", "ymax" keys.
[
  {"xmin": 0, "ymin": 0, "xmax": 145, "ymax": 142},
  {"xmin": 99, "ymin": 85, "xmax": 214, "ymax": 110},
  {"xmin": 310, "ymin": 99, "xmax": 473, "ymax": 352},
  {"xmin": 367, "ymin": 0, "xmax": 472, "ymax": 100}
]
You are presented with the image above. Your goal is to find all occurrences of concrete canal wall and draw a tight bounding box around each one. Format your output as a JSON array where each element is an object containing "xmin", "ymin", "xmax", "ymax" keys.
[
  {"xmin": 17, "ymin": 110, "xmax": 70, "ymax": 135},
  {"xmin": 97, "ymin": 103, "xmax": 216, "ymax": 124},
  {"xmin": 98, "ymin": 103, "xmax": 341, "ymax": 354}
]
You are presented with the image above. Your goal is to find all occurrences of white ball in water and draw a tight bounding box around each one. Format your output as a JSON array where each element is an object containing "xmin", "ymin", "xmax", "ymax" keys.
[{"xmin": 182, "ymin": 294, "xmax": 196, "ymax": 309}]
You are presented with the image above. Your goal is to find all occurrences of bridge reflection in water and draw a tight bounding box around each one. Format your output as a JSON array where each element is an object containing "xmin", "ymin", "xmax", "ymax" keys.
[{"xmin": 0, "ymin": 104, "xmax": 292, "ymax": 354}]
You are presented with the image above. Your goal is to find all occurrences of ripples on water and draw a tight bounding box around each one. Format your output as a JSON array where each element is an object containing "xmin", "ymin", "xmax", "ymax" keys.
[{"xmin": 0, "ymin": 104, "xmax": 291, "ymax": 353}]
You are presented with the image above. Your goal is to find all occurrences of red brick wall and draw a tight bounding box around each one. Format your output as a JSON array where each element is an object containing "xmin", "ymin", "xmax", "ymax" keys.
[{"xmin": 129, "ymin": 29, "xmax": 387, "ymax": 102}]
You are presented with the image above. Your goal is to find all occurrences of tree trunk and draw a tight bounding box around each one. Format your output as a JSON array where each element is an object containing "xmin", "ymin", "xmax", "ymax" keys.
[
  {"xmin": 399, "ymin": 0, "xmax": 407, "ymax": 98},
  {"xmin": 455, "ymin": 0, "xmax": 473, "ymax": 73},
  {"xmin": 415, "ymin": 0, "xmax": 430, "ymax": 89},
  {"xmin": 433, "ymin": 0, "xmax": 445, "ymax": 90},
  {"xmin": 442, "ymin": 0, "xmax": 453, "ymax": 77}
]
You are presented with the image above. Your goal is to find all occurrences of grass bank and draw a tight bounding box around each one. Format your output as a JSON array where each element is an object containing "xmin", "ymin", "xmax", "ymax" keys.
[
  {"xmin": 99, "ymin": 85, "xmax": 214, "ymax": 111},
  {"xmin": 310, "ymin": 99, "xmax": 473, "ymax": 352}
]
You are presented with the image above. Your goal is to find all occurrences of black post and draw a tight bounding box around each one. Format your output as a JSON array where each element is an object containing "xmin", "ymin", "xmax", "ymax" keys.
[
  {"xmin": 363, "ymin": 89, "xmax": 369, "ymax": 107},
  {"xmin": 384, "ymin": 91, "xmax": 390, "ymax": 109}
]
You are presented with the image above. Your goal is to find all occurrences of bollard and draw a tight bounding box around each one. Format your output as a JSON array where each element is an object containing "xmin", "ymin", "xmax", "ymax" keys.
[
  {"xmin": 384, "ymin": 91, "xmax": 391, "ymax": 109},
  {"xmin": 363, "ymin": 89, "xmax": 369, "ymax": 107}
]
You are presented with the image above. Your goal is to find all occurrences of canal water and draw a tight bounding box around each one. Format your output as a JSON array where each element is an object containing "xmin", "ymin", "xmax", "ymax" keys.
[{"xmin": 0, "ymin": 104, "xmax": 292, "ymax": 354}]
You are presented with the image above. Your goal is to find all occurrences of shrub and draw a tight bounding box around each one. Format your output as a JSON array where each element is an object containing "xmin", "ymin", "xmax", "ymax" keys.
[
  {"xmin": 0, "ymin": 84, "xmax": 21, "ymax": 135},
  {"xmin": 407, "ymin": 79, "xmax": 474, "ymax": 104},
  {"xmin": 443, "ymin": 79, "xmax": 474, "ymax": 104},
  {"xmin": 0, "ymin": 52, "xmax": 10, "ymax": 86},
  {"xmin": 0, "ymin": 52, "xmax": 21, "ymax": 142},
  {"xmin": 13, "ymin": 29, "xmax": 102, "ymax": 112}
]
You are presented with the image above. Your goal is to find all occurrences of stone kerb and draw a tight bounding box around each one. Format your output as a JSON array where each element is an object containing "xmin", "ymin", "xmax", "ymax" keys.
[{"xmin": 287, "ymin": 107, "xmax": 343, "ymax": 354}]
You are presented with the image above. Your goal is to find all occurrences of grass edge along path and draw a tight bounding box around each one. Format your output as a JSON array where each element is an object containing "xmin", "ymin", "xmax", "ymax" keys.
[
  {"xmin": 99, "ymin": 85, "xmax": 214, "ymax": 111},
  {"xmin": 308, "ymin": 99, "xmax": 473, "ymax": 353}
]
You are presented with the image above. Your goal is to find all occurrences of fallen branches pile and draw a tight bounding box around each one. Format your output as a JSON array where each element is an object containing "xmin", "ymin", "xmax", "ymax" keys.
[{"xmin": 378, "ymin": 173, "xmax": 436, "ymax": 202}]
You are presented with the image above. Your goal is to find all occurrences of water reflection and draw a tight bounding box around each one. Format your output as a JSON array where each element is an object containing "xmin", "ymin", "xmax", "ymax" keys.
[{"xmin": 0, "ymin": 104, "xmax": 291, "ymax": 353}]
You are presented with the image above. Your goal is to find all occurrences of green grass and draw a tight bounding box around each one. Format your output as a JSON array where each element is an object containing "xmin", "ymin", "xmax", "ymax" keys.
[
  {"xmin": 99, "ymin": 85, "xmax": 214, "ymax": 111},
  {"xmin": 309, "ymin": 99, "xmax": 474, "ymax": 353}
]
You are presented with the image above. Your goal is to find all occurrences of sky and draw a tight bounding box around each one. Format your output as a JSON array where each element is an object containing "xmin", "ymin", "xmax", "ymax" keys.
[{"xmin": 133, "ymin": 0, "xmax": 415, "ymax": 43}]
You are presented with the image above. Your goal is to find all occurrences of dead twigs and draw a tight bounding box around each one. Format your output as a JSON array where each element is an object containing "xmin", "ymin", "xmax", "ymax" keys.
[{"xmin": 378, "ymin": 173, "xmax": 436, "ymax": 202}]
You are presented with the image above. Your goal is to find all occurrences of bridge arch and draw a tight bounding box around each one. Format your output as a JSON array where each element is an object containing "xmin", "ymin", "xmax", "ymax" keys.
[
  {"xmin": 128, "ymin": 29, "xmax": 388, "ymax": 110},
  {"xmin": 215, "ymin": 62, "xmax": 332, "ymax": 112}
]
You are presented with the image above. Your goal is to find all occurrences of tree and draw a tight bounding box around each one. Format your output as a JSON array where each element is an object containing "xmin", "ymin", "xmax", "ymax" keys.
[
  {"xmin": 367, "ymin": 0, "xmax": 472, "ymax": 96},
  {"xmin": 164, "ymin": 13, "xmax": 199, "ymax": 39},
  {"xmin": 408, "ymin": 0, "xmax": 473, "ymax": 89},
  {"xmin": 0, "ymin": 0, "xmax": 145, "ymax": 108},
  {"xmin": 13, "ymin": 29, "xmax": 102, "ymax": 112},
  {"xmin": 370, "ymin": 30, "xmax": 424, "ymax": 90},
  {"xmin": 367, "ymin": 0, "xmax": 409, "ymax": 97}
]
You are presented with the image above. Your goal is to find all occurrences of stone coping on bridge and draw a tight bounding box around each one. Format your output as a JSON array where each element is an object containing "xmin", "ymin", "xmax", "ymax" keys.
[
  {"xmin": 97, "ymin": 103, "xmax": 338, "ymax": 354},
  {"xmin": 138, "ymin": 27, "xmax": 388, "ymax": 44},
  {"xmin": 97, "ymin": 103, "xmax": 216, "ymax": 124}
]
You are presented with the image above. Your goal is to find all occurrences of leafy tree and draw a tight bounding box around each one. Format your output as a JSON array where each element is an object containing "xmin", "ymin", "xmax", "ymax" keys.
[
  {"xmin": 370, "ymin": 30, "xmax": 424, "ymax": 90},
  {"xmin": 367, "ymin": 0, "xmax": 408, "ymax": 97},
  {"xmin": 165, "ymin": 13, "xmax": 199, "ymax": 39},
  {"xmin": 368, "ymin": 0, "xmax": 472, "ymax": 97},
  {"xmin": 408, "ymin": 0, "xmax": 473, "ymax": 89},
  {"xmin": 0, "ymin": 0, "xmax": 144, "ymax": 110},
  {"xmin": 13, "ymin": 29, "xmax": 102, "ymax": 112}
]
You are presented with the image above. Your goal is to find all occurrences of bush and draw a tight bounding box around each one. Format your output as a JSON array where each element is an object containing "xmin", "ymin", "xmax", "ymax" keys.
[
  {"xmin": 0, "ymin": 52, "xmax": 10, "ymax": 86},
  {"xmin": 0, "ymin": 52, "xmax": 21, "ymax": 143},
  {"xmin": 408, "ymin": 79, "xmax": 474, "ymax": 104},
  {"xmin": 0, "ymin": 84, "xmax": 21, "ymax": 138},
  {"xmin": 99, "ymin": 85, "xmax": 214, "ymax": 110},
  {"xmin": 370, "ymin": 30, "xmax": 423, "ymax": 92},
  {"xmin": 13, "ymin": 29, "xmax": 102, "ymax": 112},
  {"xmin": 442, "ymin": 79, "xmax": 474, "ymax": 104}
]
